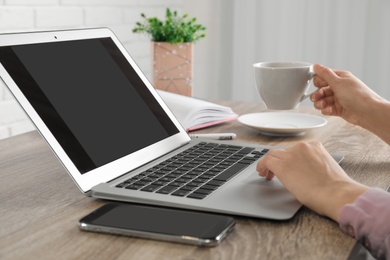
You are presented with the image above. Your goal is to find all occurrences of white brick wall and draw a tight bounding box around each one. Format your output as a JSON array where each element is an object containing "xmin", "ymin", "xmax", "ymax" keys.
[{"xmin": 0, "ymin": 0, "xmax": 184, "ymax": 139}]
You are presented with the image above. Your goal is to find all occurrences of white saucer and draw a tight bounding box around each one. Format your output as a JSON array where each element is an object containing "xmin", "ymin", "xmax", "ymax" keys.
[{"xmin": 238, "ymin": 112, "xmax": 327, "ymax": 136}]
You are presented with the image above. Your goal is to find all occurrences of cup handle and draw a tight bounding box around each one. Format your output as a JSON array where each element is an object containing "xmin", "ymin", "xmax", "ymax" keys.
[
  {"xmin": 300, "ymin": 66, "xmax": 316, "ymax": 102},
  {"xmin": 300, "ymin": 89, "xmax": 316, "ymax": 102}
]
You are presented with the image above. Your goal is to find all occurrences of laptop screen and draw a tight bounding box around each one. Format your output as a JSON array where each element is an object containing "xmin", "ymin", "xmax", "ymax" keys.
[{"xmin": 0, "ymin": 37, "xmax": 179, "ymax": 174}]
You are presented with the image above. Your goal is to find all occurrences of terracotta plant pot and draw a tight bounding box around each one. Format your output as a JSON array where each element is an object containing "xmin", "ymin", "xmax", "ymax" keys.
[{"xmin": 152, "ymin": 42, "xmax": 193, "ymax": 96}]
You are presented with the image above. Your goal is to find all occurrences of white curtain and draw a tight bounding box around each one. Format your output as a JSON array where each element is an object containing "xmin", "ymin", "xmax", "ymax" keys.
[{"xmin": 212, "ymin": 0, "xmax": 390, "ymax": 102}]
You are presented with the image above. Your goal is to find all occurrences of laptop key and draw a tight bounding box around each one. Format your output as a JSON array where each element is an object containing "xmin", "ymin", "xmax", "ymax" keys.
[
  {"xmin": 125, "ymin": 184, "xmax": 142, "ymax": 190},
  {"xmin": 187, "ymin": 193, "xmax": 207, "ymax": 200},
  {"xmin": 207, "ymin": 180, "xmax": 225, "ymax": 187},
  {"xmin": 193, "ymin": 188, "xmax": 213, "ymax": 195},
  {"xmin": 237, "ymin": 147, "xmax": 255, "ymax": 154},
  {"xmin": 201, "ymin": 184, "xmax": 219, "ymax": 190},
  {"xmin": 156, "ymin": 185, "xmax": 177, "ymax": 194},
  {"xmin": 187, "ymin": 181, "xmax": 203, "ymax": 187},
  {"xmin": 151, "ymin": 180, "xmax": 169, "ymax": 186},
  {"xmin": 239, "ymin": 158, "xmax": 257, "ymax": 164},
  {"xmin": 169, "ymin": 181, "xmax": 184, "ymax": 187},
  {"xmin": 141, "ymin": 184, "xmax": 161, "ymax": 192},
  {"xmin": 213, "ymin": 162, "xmax": 249, "ymax": 182},
  {"xmin": 133, "ymin": 180, "xmax": 150, "ymax": 186},
  {"xmin": 171, "ymin": 189, "xmax": 191, "ymax": 197},
  {"xmin": 115, "ymin": 183, "xmax": 128, "ymax": 188}
]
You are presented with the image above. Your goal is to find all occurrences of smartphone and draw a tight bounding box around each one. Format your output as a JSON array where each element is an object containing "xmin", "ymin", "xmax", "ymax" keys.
[{"xmin": 79, "ymin": 203, "xmax": 235, "ymax": 246}]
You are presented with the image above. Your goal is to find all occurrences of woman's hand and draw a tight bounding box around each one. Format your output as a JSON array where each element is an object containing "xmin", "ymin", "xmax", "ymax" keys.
[
  {"xmin": 311, "ymin": 63, "xmax": 390, "ymax": 145},
  {"xmin": 257, "ymin": 141, "xmax": 368, "ymax": 221},
  {"xmin": 311, "ymin": 64, "xmax": 383, "ymax": 126}
]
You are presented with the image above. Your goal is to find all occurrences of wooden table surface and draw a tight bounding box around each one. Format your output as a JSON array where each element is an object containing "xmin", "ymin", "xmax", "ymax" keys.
[{"xmin": 1, "ymin": 101, "xmax": 389, "ymax": 260}]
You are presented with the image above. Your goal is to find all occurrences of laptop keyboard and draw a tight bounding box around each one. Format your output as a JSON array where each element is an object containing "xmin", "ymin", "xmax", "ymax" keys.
[{"xmin": 115, "ymin": 142, "xmax": 269, "ymax": 200}]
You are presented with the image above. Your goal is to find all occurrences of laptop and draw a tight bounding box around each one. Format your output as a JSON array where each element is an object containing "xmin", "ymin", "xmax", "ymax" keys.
[{"xmin": 0, "ymin": 28, "xmax": 302, "ymax": 220}]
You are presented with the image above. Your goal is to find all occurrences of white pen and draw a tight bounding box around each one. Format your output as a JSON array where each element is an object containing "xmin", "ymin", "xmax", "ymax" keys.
[{"xmin": 189, "ymin": 133, "xmax": 237, "ymax": 140}]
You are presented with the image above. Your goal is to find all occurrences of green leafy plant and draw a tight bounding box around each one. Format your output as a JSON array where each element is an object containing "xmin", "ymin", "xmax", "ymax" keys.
[{"xmin": 132, "ymin": 8, "xmax": 206, "ymax": 43}]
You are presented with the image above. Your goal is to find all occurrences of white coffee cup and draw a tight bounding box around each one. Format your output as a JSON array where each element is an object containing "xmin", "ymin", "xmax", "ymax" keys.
[{"xmin": 253, "ymin": 61, "xmax": 314, "ymax": 110}]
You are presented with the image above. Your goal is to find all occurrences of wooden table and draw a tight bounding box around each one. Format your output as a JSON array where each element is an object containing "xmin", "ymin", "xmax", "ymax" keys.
[{"xmin": 1, "ymin": 101, "xmax": 389, "ymax": 259}]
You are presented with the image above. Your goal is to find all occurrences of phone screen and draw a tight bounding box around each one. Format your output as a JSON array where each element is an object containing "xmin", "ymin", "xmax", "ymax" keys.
[{"xmin": 79, "ymin": 204, "xmax": 235, "ymax": 246}]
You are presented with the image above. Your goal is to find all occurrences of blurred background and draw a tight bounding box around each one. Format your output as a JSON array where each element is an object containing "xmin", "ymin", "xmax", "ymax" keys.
[{"xmin": 1, "ymin": 0, "xmax": 389, "ymax": 139}]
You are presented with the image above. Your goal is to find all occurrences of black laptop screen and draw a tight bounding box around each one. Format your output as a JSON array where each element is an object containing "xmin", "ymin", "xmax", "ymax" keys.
[{"xmin": 0, "ymin": 38, "xmax": 179, "ymax": 173}]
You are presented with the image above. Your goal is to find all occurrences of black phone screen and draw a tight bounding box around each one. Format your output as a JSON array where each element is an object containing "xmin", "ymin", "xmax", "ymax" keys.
[{"xmin": 79, "ymin": 204, "xmax": 235, "ymax": 240}]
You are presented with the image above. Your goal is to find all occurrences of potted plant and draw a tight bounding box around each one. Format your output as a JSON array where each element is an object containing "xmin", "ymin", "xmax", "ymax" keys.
[{"xmin": 133, "ymin": 8, "xmax": 206, "ymax": 96}]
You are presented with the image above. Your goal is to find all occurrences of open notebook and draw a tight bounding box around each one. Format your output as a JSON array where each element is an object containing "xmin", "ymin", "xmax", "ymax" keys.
[{"xmin": 157, "ymin": 90, "xmax": 238, "ymax": 132}]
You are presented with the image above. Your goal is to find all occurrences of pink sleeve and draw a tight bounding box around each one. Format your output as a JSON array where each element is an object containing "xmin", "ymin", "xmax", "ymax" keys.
[{"xmin": 339, "ymin": 188, "xmax": 390, "ymax": 259}]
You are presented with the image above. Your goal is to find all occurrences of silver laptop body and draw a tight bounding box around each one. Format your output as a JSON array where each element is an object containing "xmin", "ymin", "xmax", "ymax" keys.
[{"xmin": 0, "ymin": 28, "xmax": 301, "ymax": 220}]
